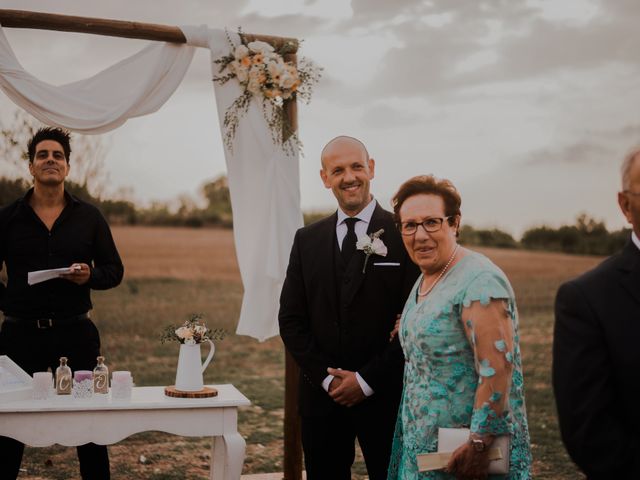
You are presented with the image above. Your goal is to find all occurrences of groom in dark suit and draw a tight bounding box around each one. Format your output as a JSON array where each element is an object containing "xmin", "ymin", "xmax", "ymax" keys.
[
  {"xmin": 279, "ymin": 136, "xmax": 419, "ymax": 480},
  {"xmin": 553, "ymin": 147, "xmax": 640, "ymax": 478}
]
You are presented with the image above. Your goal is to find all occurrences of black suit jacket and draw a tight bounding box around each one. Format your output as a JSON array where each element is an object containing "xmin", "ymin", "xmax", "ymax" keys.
[
  {"xmin": 553, "ymin": 239, "xmax": 640, "ymax": 478},
  {"xmin": 279, "ymin": 204, "xmax": 420, "ymax": 416}
]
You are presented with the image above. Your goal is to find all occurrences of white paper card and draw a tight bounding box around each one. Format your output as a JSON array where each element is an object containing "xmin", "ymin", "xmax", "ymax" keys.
[{"xmin": 27, "ymin": 266, "xmax": 79, "ymax": 285}]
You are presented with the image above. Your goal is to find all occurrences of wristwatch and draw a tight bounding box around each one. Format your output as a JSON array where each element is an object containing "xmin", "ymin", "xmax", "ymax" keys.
[{"xmin": 469, "ymin": 437, "xmax": 487, "ymax": 452}]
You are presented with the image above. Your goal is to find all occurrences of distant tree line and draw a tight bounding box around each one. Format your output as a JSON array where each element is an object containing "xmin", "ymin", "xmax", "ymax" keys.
[
  {"xmin": 302, "ymin": 210, "xmax": 629, "ymax": 257},
  {"xmin": 519, "ymin": 214, "xmax": 629, "ymax": 256},
  {"xmin": 460, "ymin": 214, "xmax": 629, "ymax": 256}
]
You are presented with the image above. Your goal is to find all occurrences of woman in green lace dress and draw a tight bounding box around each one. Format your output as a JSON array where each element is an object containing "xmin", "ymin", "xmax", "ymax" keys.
[{"xmin": 387, "ymin": 175, "xmax": 531, "ymax": 480}]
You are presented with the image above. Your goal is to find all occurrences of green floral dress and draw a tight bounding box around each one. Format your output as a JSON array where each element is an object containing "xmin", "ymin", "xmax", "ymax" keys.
[{"xmin": 387, "ymin": 251, "xmax": 531, "ymax": 479}]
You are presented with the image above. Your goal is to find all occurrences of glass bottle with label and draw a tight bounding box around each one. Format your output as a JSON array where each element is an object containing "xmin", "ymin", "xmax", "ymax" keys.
[
  {"xmin": 93, "ymin": 356, "xmax": 109, "ymax": 394},
  {"xmin": 56, "ymin": 357, "xmax": 72, "ymax": 395}
]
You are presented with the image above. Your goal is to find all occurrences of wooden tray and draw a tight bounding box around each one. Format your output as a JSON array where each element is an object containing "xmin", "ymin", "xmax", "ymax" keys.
[{"xmin": 164, "ymin": 386, "xmax": 218, "ymax": 398}]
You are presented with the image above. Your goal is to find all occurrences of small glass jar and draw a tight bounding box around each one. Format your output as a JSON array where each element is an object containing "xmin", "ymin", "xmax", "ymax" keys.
[
  {"xmin": 56, "ymin": 357, "xmax": 72, "ymax": 395},
  {"xmin": 111, "ymin": 371, "xmax": 133, "ymax": 400},
  {"xmin": 32, "ymin": 371, "xmax": 53, "ymax": 400},
  {"xmin": 93, "ymin": 356, "xmax": 109, "ymax": 395}
]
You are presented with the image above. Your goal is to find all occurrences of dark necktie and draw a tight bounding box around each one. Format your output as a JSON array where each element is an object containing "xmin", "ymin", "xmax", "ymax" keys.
[{"xmin": 341, "ymin": 217, "xmax": 359, "ymax": 264}]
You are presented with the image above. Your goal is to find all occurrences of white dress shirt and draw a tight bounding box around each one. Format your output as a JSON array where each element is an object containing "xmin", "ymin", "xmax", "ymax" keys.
[
  {"xmin": 632, "ymin": 231, "xmax": 640, "ymax": 251},
  {"xmin": 321, "ymin": 197, "xmax": 377, "ymax": 398}
]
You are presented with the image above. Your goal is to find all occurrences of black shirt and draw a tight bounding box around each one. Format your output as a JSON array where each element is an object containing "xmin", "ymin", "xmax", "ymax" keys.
[{"xmin": 0, "ymin": 189, "xmax": 124, "ymax": 319}]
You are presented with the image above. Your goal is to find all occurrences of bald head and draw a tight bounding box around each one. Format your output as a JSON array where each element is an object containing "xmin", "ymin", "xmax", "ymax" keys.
[
  {"xmin": 319, "ymin": 135, "xmax": 376, "ymax": 216},
  {"xmin": 619, "ymin": 146, "xmax": 640, "ymax": 237},
  {"xmin": 321, "ymin": 136, "xmax": 370, "ymax": 170},
  {"xmin": 622, "ymin": 147, "xmax": 640, "ymax": 190}
]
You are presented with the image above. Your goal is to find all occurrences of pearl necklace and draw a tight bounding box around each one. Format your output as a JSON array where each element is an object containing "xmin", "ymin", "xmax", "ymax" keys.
[{"xmin": 417, "ymin": 244, "xmax": 460, "ymax": 298}]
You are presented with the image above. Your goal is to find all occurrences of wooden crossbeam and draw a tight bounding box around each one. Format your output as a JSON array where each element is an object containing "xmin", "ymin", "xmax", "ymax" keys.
[{"xmin": 0, "ymin": 9, "xmax": 298, "ymax": 52}]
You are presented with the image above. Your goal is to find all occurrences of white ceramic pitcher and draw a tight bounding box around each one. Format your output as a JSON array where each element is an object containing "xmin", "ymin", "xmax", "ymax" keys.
[{"xmin": 174, "ymin": 340, "xmax": 215, "ymax": 392}]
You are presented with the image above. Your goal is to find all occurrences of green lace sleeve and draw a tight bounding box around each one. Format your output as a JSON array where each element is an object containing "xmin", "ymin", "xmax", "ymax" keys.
[{"xmin": 461, "ymin": 271, "xmax": 515, "ymax": 436}]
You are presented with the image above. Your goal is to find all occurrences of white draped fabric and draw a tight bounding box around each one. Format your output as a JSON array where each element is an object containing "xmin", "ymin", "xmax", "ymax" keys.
[
  {"xmin": 0, "ymin": 25, "xmax": 195, "ymax": 134},
  {"xmin": 184, "ymin": 27, "xmax": 303, "ymax": 341},
  {"xmin": 0, "ymin": 24, "xmax": 302, "ymax": 341}
]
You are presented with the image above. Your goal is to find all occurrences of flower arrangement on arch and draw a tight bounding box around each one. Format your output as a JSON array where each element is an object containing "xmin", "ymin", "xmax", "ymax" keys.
[
  {"xmin": 160, "ymin": 314, "xmax": 226, "ymax": 346},
  {"xmin": 213, "ymin": 28, "xmax": 322, "ymax": 154}
]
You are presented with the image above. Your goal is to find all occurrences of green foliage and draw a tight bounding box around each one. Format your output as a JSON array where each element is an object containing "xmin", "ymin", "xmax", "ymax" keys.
[
  {"xmin": 200, "ymin": 175, "xmax": 233, "ymax": 227},
  {"xmin": 303, "ymin": 210, "xmax": 333, "ymax": 226},
  {"xmin": 522, "ymin": 213, "xmax": 628, "ymax": 255},
  {"xmin": 0, "ymin": 177, "xmax": 29, "ymax": 207},
  {"xmin": 460, "ymin": 215, "xmax": 628, "ymax": 256},
  {"xmin": 459, "ymin": 225, "xmax": 518, "ymax": 249}
]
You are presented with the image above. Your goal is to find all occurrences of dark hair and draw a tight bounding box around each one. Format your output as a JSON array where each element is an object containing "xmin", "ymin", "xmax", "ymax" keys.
[
  {"xmin": 27, "ymin": 127, "xmax": 72, "ymax": 163},
  {"xmin": 392, "ymin": 174, "xmax": 462, "ymax": 234}
]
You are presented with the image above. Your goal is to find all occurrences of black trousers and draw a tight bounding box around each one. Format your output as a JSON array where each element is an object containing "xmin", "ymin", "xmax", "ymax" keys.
[
  {"xmin": 301, "ymin": 394, "xmax": 399, "ymax": 480},
  {"xmin": 0, "ymin": 317, "xmax": 110, "ymax": 480}
]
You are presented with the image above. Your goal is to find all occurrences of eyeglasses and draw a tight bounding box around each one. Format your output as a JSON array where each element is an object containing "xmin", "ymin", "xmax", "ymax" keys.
[{"xmin": 398, "ymin": 216, "xmax": 454, "ymax": 236}]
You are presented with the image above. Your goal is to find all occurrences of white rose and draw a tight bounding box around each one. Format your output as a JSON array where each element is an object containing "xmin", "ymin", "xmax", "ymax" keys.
[
  {"xmin": 268, "ymin": 60, "xmax": 285, "ymax": 80},
  {"xmin": 247, "ymin": 78, "xmax": 262, "ymax": 95},
  {"xmin": 234, "ymin": 44, "xmax": 249, "ymax": 59},
  {"xmin": 175, "ymin": 326, "xmax": 193, "ymax": 339},
  {"xmin": 234, "ymin": 62, "xmax": 249, "ymax": 82},
  {"xmin": 279, "ymin": 72, "xmax": 297, "ymax": 89},
  {"xmin": 371, "ymin": 238, "xmax": 388, "ymax": 256},
  {"xmin": 247, "ymin": 40, "xmax": 275, "ymax": 54},
  {"xmin": 356, "ymin": 235, "xmax": 372, "ymax": 250},
  {"xmin": 248, "ymin": 65, "xmax": 262, "ymax": 82}
]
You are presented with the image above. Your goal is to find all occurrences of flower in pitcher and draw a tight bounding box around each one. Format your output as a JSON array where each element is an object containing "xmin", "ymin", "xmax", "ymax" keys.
[{"xmin": 160, "ymin": 314, "xmax": 226, "ymax": 345}]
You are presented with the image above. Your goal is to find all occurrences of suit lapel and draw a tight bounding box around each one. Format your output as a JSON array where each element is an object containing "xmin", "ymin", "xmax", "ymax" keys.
[
  {"xmin": 344, "ymin": 204, "xmax": 390, "ymax": 305},
  {"xmin": 618, "ymin": 240, "xmax": 640, "ymax": 307}
]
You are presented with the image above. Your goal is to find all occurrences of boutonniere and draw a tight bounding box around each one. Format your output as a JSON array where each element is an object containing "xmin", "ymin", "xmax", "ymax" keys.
[{"xmin": 356, "ymin": 229, "xmax": 388, "ymax": 273}]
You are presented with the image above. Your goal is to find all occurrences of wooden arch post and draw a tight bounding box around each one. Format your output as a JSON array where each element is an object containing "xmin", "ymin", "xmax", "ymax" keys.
[{"xmin": 0, "ymin": 9, "xmax": 303, "ymax": 480}]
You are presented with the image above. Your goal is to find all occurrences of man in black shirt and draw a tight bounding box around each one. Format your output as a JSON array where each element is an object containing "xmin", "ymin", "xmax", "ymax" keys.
[{"xmin": 0, "ymin": 127, "xmax": 123, "ymax": 480}]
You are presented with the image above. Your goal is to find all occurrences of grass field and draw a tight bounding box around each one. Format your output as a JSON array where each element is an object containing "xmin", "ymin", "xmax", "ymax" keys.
[{"xmin": 14, "ymin": 226, "xmax": 600, "ymax": 479}]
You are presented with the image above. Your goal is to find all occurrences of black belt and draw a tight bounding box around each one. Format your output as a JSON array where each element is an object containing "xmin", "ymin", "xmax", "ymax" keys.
[{"xmin": 3, "ymin": 313, "xmax": 90, "ymax": 329}]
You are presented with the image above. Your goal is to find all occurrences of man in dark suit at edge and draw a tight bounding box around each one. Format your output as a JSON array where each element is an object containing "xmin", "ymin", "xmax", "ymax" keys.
[
  {"xmin": 279, "ymin": 136, "xmax": 420, "ymax": 479},
  {"xmin": 553, "ymin": 146, "xmax": 640, "ymax": 478}
]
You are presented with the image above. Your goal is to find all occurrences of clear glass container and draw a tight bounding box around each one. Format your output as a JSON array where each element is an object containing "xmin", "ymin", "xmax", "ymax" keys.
[
  {"xmin": 55, "ymin": 357, "xmax": 72, "ymax": 395},
  {"xmin": 93, "ymin": 356, "xmax": 109, "ymax": 394}
]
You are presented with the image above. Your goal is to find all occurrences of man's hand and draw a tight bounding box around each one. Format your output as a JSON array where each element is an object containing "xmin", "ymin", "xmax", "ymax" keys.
[
  {"xmin": 327, "ymin": 368, "xmax": 365, "ymax": 407},
  {"xmin": 328, "ymin": 376, "xmax": 342, "ymax": 393},
  {"xmin": 59, "ymin": 263, "xmax": 90, "ymax": 285}
]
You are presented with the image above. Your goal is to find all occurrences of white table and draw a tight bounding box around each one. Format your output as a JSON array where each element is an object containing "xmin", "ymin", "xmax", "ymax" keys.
[{"xmin": 0, "ymin": 384, "xmax": 250, "ymax": 480}]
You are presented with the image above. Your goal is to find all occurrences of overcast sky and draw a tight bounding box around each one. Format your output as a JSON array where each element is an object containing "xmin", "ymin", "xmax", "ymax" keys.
[{"xmin": 1, "ymin": 0, "xmax": 638, "ymax": 236}]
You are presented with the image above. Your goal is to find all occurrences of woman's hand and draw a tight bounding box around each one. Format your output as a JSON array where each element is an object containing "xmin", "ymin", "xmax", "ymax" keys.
[
  {"xmin": 389, "ymin": 315, "xmax": 401, "ymax": 342},
  {"xmin": 445, "ymin": 438, "xmax": 492, "ymax": 480}
]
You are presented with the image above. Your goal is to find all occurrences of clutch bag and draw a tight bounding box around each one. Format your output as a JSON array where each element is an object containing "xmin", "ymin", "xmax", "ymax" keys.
[{"xmin": 416, "ymin": 427, "xmax": 510, "ymax": 474}]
